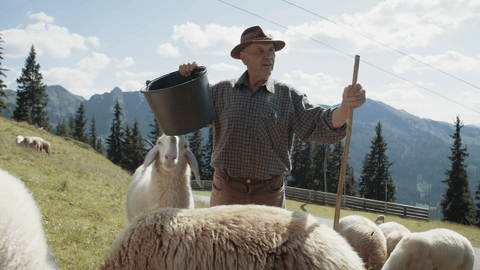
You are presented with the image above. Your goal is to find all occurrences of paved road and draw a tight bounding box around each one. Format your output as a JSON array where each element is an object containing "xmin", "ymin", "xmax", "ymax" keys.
[{"xmin": 194, "ymin": 195, "xmax": 479, "ymax": 269}]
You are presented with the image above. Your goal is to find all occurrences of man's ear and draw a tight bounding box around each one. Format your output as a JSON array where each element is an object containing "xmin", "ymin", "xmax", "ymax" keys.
[{"xmin": 240, "ymin": 51, "xmax": 248, "ymax": 65}]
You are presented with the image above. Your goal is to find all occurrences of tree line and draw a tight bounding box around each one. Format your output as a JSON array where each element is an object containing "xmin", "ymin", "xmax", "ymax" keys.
[{"xmin": 1, "ymin": 37, "xmax": 480, "ymax": 226}]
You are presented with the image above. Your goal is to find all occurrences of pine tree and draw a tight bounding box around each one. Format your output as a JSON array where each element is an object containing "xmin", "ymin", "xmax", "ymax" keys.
[
  {"xmin": 147, "ymin": 116, "xmax": 162, "ymax": 143},
  {"xmin": 13, "ymin": 45, "xmax": 49, "ymax": 129},
  {"xmin": 188, "ymin": 129, "xmax": 206, "ymax": 179},
  {"xmin": 106, "ymin": 99, "xmax": 124, "ymax": 165},
  {"xmin": 0, "ymin": 34, "xmax": 8, "ymax": 115},
  {"xmin": 201, "ymin": 127, "xmax": 214, "ymax": 180},
  {"xmin": 73, "ymin": 103, "xmax": 88, "ymax": 143},
  {"xmin": 475, "ymin": 181, "xmax": 480, "ymax": 227},
  {"xmin": 89, "ymin": 114, "xmax": 98, "ymax": 149},
  {"xmin": 96, "ymin": 138, "xmax": 104, "ymax": 155},
  {"xmin": 68, "ymin": 114, "xmax": 74, "ymax": 138},
  {"xmin": 440, "ymin": 116, "xmax": 476, "ymax": 225},
  {"xmin": 329, "ymin": 141, "xmax": 357, "ymax": 196},
  {"xmin": 358, "ymin": 121, "xmax": 396, "ymax": 201},
  {"xmin": 121, "ymin": 123, "xmax": 133, "ymax": 171},
  {"xmin": 289, "ymin": 136, "xmax": 313, "ymax": 189},
  {"xmin": 310, "ymin": 143, "xmax": 329, "ymax": 192},
  {"xmin": 130, "ymin": 119, "xmax": 146, "ymax": 172},
  {"xmin": 56, "ymin": 117, "xmax": 70, "ymax": 137}
]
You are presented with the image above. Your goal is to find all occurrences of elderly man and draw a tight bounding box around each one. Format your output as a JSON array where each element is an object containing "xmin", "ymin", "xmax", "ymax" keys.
[{"xmin": 179, "ymin": 26, "xmax": 366, "ymax": 208}]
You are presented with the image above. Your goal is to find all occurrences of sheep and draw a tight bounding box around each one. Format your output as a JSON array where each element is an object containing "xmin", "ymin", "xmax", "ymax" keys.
[
  {"xmin": 0, "ymin": 168, "xmax": 59, "ymax": 270},
  {"xmin": 337, "ymin": 215, "xmax": 388, "ymax": 270},
  {"xmin": 32, "ymin": 138, "xmax": 43, "ymax": 152},
  {"xmin": 41, "ymin": 141, "xmax": 51, "ymax": 156},
  {"xmin": 374, "ymin": 214, "xmax": 385, "ymax": 224},
  {"xmin": 21, "ymin": 136, "xmax": 33, "ymax": 147},
  {"xmin": 15, "ymin": 135, "xmax": 24, "ymax": 145},
  {"xmin": 381, "ymin": 228, "xmax": 475, "ymax": 270},
  {"xmin": 101, "ymin": 204, "xmax": 365, "ymax": 270},
  {"xmin": 125, "ymin": 134, "xmax": 202, "ymax": 222},
  {"xmin": 378, "ymin": 221, "xmax": 411, "ymax": 257}
]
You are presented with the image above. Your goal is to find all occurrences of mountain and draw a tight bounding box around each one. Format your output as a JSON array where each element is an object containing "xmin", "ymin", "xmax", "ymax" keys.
[{"xmin": 2, "ymin": 86, "xmax": 480, "ymax": 220}]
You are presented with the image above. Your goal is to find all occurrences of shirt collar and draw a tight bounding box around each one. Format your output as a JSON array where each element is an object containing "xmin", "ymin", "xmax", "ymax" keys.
[{"xmin": 236, "ymin": 70, "xmax": 275, "ymax": 94}]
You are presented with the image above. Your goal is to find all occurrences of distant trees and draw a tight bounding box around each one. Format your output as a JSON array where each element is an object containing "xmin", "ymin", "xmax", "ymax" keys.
[
  {"xmin": 358, "ymin": 121, "xmax": 396, "ymax": 202},
  {"xmin": 440, "ymin": 116, "xmax": 476, "ymax": 225},
  {"xmin": 121, "ymin": 120, "xmax": 145, "ymax": 173},
  {"xmin": 56, "ymin": 117, "xmax": 70, "ymax": 137},
  {"xmin": 147, "ymin": 117, "xmax": 162, "ymax": 144},
  {"xmin": 475, "ymin": 181, "xmax": 480, "ymax": 227},
  {"xmin": 0, "ymin": 34, "xmax": 8, "ymax": 116},
  {"xmin": 89, "ymin": 114, "xmax": 103, "ymax": 155},
  {"xmin": 106, "ymin": 99, "xmax": 124, "ymax": 165},
  {"xmin": 188, "ymin": 129, "xmax": 207, "ymax": 180},
  {"xmin": 73, "ymin": 103, "xmax": 88, "ymax": 143},
  {"xmin": 289, "ymin": 136, "xmax": 313, "ymax": 189},
  {"xmin": 13, "ymin": 45, "xmax": 50, "ymax": 130}
]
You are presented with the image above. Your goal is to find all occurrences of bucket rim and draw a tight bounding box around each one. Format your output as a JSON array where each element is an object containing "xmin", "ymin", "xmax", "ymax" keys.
[{"xmin": 140, "ymin": 66, "xmax": 208, "ymax": 93}]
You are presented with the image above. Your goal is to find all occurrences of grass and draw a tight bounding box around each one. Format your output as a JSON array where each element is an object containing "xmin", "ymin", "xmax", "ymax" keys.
[{"xmin": 1, "ymin": 116, "xmax": 479, "ymax": 270}]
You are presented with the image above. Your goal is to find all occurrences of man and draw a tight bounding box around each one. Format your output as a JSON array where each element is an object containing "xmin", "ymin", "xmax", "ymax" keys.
[{"xmin": 179, "ymin": 26, "xmax": 366, "ymax": 208}]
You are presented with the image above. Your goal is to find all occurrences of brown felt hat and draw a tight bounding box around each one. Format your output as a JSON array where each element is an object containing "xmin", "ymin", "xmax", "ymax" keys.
[{"xmin": 230, "ymin": 26, "xmax": 286, "ymax": 59}]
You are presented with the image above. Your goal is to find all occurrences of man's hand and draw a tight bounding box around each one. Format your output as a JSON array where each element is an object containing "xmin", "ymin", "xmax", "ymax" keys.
[
  {"xmin": 179, "ymin": 61, "xmax": 198, "ymax": 77},
  {"xmin": 332, "ymin": 83, "xmax": 366, "ymax": 128}
]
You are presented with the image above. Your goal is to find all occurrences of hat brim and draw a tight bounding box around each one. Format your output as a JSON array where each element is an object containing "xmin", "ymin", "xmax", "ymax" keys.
[{"xmin": 230, "ymin": 40, "xmax": 286, "ymax": 59}]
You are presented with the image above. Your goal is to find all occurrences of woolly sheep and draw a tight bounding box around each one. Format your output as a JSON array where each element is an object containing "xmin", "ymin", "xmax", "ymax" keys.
[
  {"xmin": 41, "ymin": 141, "xmax": 51, "ymax": 156},
  {"xmin": 382, "ymin": 228, "xmax": 474, "ymax": 270},
  {"xmin": 32, "ymin": 138, "xmax": 43, "ymax": 152},
  {"xmin": 338, "ymin": 215, "xmax": 388, "ymax": 270},
  {"xmin": 125, "ymin": 135, "xmax": 202, "ymax": 222},
  {"xmin": 378, "ymin": 221, "xmax": 411, "ymax": 257},
  {"xmin": 21, "ymin": 136, "xmax": 33, "ymax": 147},
  {"xmin": 0, "ymin": 168, "xmax": 58, "ymax": 270},
  {"xmin": 102, "ymin": 204, "xmax": 365, "ymax": 270},
  {"xmin": 374, "ymin": 214, "xmax": 385, "ymax": 224},
  {"xmin": 15, "ymin": 135, "xmax": 24, "ymax": 145}
]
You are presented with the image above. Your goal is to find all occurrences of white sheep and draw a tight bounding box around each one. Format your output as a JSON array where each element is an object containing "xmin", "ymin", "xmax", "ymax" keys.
[
  {"xmin": 15, "ymin": 135, "xmax": 24, "ymax": 145},
  {"xmin": 41, "ymin": 141, "xmax": 51, "ymax": 156},
  {"xmin": 382, "ymin": 228, "xmax": 475, "ymax": 270},
  {"xmin": 374, "ymin": 214, "xmax": 385, "ymax": 224},
  {"xmin": 125, "ymin": 134, "xmax": 202, "ymax": 222},
  {"xmin": 102, "ymin": 204, "xmax": 365, "ymax": 270},
  {"xmin": 378, "ymin": 221, "xmax": 411, "ymax": 257},
  {"xmin": 338, "ymin": 215, "xmax": 388, "ymax": 270},
  {"xmin": 0, "ymin": 168, "xmax": 58, "ymax": 270}
]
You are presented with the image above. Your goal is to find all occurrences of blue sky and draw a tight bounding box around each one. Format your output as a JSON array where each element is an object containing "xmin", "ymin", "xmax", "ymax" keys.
[{"xmin": 1, "ymin": 0, "xmax": 479, "ymax": 126}]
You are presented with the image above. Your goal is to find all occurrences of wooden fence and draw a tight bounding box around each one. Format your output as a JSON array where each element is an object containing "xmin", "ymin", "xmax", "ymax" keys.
[{"xmin": 191, "ymin": 180, "xmax": 430, "ymax": 221}]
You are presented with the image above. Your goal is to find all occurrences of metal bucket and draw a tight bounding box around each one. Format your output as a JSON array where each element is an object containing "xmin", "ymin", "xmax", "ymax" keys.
[{"xmin": 140, "ymin": 66, "xmax": 214, "ymax": 135}]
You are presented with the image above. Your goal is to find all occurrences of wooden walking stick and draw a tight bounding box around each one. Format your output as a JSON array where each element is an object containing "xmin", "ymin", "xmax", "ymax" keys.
[{"xmin": 333, "ymin": 55, "xmax": 360, "ymax": 231}]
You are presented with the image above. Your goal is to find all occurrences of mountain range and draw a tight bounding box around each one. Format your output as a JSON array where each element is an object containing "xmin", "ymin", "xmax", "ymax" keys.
[{"xmin": 3, "ymin": 85, "xmax": 480, "ymax": 220}]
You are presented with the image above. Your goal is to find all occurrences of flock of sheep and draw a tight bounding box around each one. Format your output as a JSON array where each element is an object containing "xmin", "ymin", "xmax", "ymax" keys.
[
  {"xmin": 15, "ymin": 135, "xmax": 51, "ymax": 155},
  {"xmin": 0, "ymin": 134, "xmax": 476, "ymax": 269}
]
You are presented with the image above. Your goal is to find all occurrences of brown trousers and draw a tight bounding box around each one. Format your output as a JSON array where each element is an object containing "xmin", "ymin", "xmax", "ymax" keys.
[{"xmin": 210, "ymin": 170, "xmax": 286, "ymax": 208}]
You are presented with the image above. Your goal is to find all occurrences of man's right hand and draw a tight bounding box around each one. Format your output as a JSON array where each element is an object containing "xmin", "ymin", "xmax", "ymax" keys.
[{"xmin": 179, "ymin": 61, "xmax": 198, "ymax": 77}]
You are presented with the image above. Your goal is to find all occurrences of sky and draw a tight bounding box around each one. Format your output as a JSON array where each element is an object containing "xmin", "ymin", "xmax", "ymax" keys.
[{"xmin": 1, "ymin": 0, "xmax": 480, "ymax": 126}]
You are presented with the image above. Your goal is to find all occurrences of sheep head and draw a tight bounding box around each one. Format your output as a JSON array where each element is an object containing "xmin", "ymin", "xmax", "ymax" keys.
[{"xmin": 143, "ymin": 135, "xmax": 203, "ymax": 188}]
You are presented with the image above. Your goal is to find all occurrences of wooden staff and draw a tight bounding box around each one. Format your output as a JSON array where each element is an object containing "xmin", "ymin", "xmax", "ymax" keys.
[{"xmin": 333, "ymin": 55, "xmax": 360, "ymax": 231}]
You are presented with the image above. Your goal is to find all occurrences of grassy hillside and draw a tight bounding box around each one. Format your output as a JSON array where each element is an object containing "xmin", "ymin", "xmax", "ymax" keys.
[
  {"xmin": 0, "ymin": 117, "xmax": 131, "ymax": 269},
  {"xmin": 1, "ymin": 116, "xmax": 478, "ymax": 270}
]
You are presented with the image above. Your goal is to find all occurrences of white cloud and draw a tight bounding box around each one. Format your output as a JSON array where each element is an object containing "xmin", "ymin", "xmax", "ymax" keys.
[
  {"xmin": 116, "ymin": 70, "xmax": 155, "ymax": 79},
  {"xmin": 116, "ymin": 57, "xmax": 135, "ymax": 68},
  {"xmin": 43, "ymin": 67, "xmax": 95, "ymax": 92},
  {"xmin": 121, "ymin": 80, "xmax": 144, "ymax": 92},
  {"xmin": 209, "ymin": 63, "xmax": 241, "ymax": 71},
  {"xmin": 77, "ymin": 52, "xmax": 111, "ymax": 71},
  {"xmin": 29, "ymin": 12, "xmax": 54, "ymax": 23},
  {"xmin": 282, "ymin": 70, "xmax": 340, "ymax": 89},
  {"xmin": 392, "ymin": 51, "xmax": 480, "ymax": 73},
  {"xmin": 157, "ymin": 43, "xmax": 180, "ymax": 57},
  {"xmin": 87, "ymin": 36, "xmax": 100, "ymax": 47},
  {"xmin": 2, "ymin": 12, "xmax": 99, "ymax": 58}
]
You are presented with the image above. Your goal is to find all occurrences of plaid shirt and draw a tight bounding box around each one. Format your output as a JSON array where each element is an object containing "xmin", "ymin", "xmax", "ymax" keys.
[{"xmin": 210, "ymin": 71, "xmax": 347, "ymax": 179}]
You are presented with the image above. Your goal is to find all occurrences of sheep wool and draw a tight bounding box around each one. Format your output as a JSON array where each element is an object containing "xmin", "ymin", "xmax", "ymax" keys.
[
  {"xmin": 102, "ymin": 205, "xmax": 364, "ymax": 270},
  {"xmin": 382, "ymin": 228, "xmax": 475, "ymax": 270},
  {"xmin": 0, "ymin": 168, "xmax": 58, "ymax": 270},
  {"xmin": 378, "ymin": 221, "xmax": 411, "ymax": 257},
  {"xmin": 338, "ymin": 215, "xmax": 388, "ymax": 270}
]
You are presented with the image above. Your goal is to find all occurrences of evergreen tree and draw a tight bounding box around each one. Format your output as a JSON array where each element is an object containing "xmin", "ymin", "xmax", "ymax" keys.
[
  {"xmin": 121, "ymin": 123, "xmax": 133, "ymax": 171},
  {"xmin": 96, "ymin": 138, "xmax": 104, "ymax": 155},
  {"xmin": 188, "ymin": 129, "xmax": 206, "ymax": 179},
  {"xmin": 56, "ymin": 117, "xmax": 70, "ymax": 137},
  {"xmin": 440, "ymin": 116, "xmax": 476, "ymax": 225},
  {"xmin": 130, "ymin": 120, "xmax": 146, "ymax": 171},
  {"xmin": 358, "ymin": 121, "xmax": 396, "ymax": 201},
  {"xmin": 289, "ymin": 136, "xmax": 313, "ymax": 189},
  {"xmin": 73, "ymin": 103, "xmax": 88, "ymax": 143},
  {"xmin": 148, "ymin": 116, "xmax": 163, "ymax": 143},
  {"xmin": 13, "ymin": 45, "xmax": 49, "ymax": 129},
  {"xmin": 345, "ymin": 166, "xmax": 357, "ymax": 196},
  {"xmin": 89, "ymin": 114, "xmax": 98, "ymax": 149},
  {"xmin": 106, "ymin": 99, "xmax": 124, "ymax": 165},
  {"xmin": 0, "ymin": 34, "xmax": 8, "ymax": 115},
  {"xmin": 475, "ymin": 180, "xmax": 480, "ymax": 227},
  {"xmin": 68, "ymin": 114, "xmax": 74, "ymax": 138},
  {"xmin": 201, "ymin": 127, "xmax": 214, "ymax": 180},
  {"xmin": 329, "ymin": 141, "xmax": 357, "ymax": 196},
  {"xmin": 310, "ymin": 143, "xmax": 329, "ymax": 192}
]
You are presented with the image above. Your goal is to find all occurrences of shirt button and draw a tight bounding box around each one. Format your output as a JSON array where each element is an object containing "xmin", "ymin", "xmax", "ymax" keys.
[{"xmin": 247, "ymin": 179, "xmax": 251, "ymax": 183}]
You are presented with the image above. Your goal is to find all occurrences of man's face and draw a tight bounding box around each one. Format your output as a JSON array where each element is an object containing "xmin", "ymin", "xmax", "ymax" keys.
[{"xmin": 240, "ymin": 42, "xmax": 276, "ymax": 79}]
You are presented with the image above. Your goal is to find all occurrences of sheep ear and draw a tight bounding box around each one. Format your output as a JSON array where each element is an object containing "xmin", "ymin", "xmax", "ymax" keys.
[
  {"xmin": 143, "ymin": 145, "xmax": 159, "ymax": 168},
  {"xmin": 185, "ymin": 149, "xmax": 202, "ymax": 188}
]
